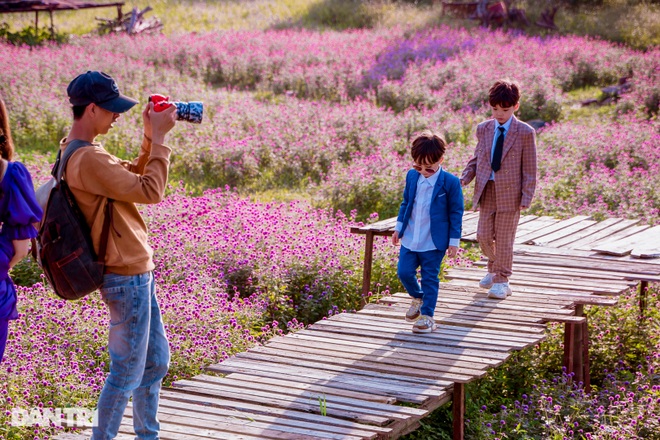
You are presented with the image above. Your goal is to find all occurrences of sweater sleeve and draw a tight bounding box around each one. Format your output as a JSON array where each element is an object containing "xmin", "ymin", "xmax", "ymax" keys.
[{"xmin": 67, "ymin": 144, "xmax": 172, "ymax": 204}]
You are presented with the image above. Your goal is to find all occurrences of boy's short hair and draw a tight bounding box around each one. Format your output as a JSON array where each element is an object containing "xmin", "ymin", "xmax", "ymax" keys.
[
  {"xmin": 488, "ymin": 80, "xmax": 520, "ymax": 108},
  {"xmin": 411, "ymin": 130, "xmax": 446, "ymax": 165}
]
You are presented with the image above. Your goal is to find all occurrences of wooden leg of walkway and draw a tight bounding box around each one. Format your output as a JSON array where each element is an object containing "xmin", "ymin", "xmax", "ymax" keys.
[
  {"xmin": 640, "ymin": 281, "xmax": 649, "ymax": 318},
  {"xmin": 360, "ymin": 231, "xmax": 375, "ymax": 307},
  {"xmin": 452, "ymin": 383, "xmax": 465, "ymax": 440},
  {"xmin": 563, "ymin": 304, "xmax": 590, "ymax": 392}
]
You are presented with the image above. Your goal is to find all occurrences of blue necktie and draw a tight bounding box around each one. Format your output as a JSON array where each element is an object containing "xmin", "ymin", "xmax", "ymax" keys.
[{"xmin": 491, "ymin": 126, "xmax": 505, "ymax": 172}]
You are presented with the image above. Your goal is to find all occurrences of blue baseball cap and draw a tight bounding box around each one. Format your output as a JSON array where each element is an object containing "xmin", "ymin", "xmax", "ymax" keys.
[{"xmin": 67, "ymin": 71, "xmax": 138, "ymax": 113}]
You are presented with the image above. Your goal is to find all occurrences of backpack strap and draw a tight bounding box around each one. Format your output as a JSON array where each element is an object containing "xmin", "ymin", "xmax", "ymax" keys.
[
  {"xmin": 52, "ymin": 139, "xmax": 115, "ymax": 266},
  {"xmin": 97, "ymin": 198, "xmax": 114, "ymax": 265},
  {"xmin": 53, "ymin": 139, "xmax": 94, "ymax": 181}
]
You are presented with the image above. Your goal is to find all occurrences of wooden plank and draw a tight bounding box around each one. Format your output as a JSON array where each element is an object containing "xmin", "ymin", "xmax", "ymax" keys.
[
  {"xmin": 192, "ymin": 372, "xmax": 396, "ymax": 405},
  {"xmin": 153, "ymin": 399, "xmax": 384, "ymax": 440},
  {"xmin": 210, "ymin": 356, "xmax": 453, "ymax": 391},
  {"xmin": 126, "ymin": 404, "xmax": 355, "ymax": 440},
  {"xmin": 440, "ymin": 281, "xmax": 618, "ymax": 306},
  {"xmin": 177, "ymin": 375, "xmax": 426, "ymax": 418},
  {"xmin": 267, "ymin": 334, "xmax": 494, "ymax": 371},
  {"xmin": 574, "ymin": 223, "xmax": 651, "ymax": 251},
  {"xmin": 513, "ymin": 216, "xmax": 559, "ymax": 243},
  {"xmin": 203, "ymin": 363, "xmax": 435, "ymax": 405},
  {"xmin": 490, "ymin": 261, "xmax": 643, "ymax": 283},
  {"xmin": 562, "ymin": 218, "xmax": 641, "ymax": 249},
  {"xmin": 285, "ymin": 332, "xmax": 503, "ymax": 366},
  {"xmin": 208, "ymin": 369, "xmax": 397, "ymax": 404},
  {"xmin": 361, "ymin": 304, "xmax": 546, "ymax": 334},
  {"xmin": 512, "ymin": 249, "xmax": 660, "ymax": 273},
  {"xmin": 512, "ymin": 245, "xmax": 660, "ymax": 273},
  {"xmin": 336, "ymin": 313, "xmax": 543, "ymax": 345},
  {"xmin": 159, "ymin": 388, "xmax": 395, "ymax": 435},
  {"xmin": 462, "ymin": 214, "xmax": 539, "ymax": 241},
  {"xmin": 161, "ymin": 377, "xmax": 396, "ymax": 426},
  {"xmin": 515, "ymin": 215, "xmax": 593, "ymax": 245},
  {"xmin": 591, "ymin": 225, "xmax": 660, "ymax": 256},
  {"xmin": 309, "ymin": 320, "xmax": 534, "ymax": 352},
  {"xmin": 548, "ymin": 217, "xmax": 627, "ymax": 248},
  {"xmin": 292, "ymin": 327, "xmax": 511, "ymax": 362},
  {"xmin": 529, "ymin": 218, "xmax": 598, "ymax": 246},
  {"xmin": 257, "ymin": 341, "xmax": 488, "ymax": 379},
  {"xmin": 236, "ymin": 346, "xmax": 483, "ymax": 383},
  {"xmin": 446, "ymin": 268, "xmax": 631, "ymax": 294},
  {"xmin": 430, "ymin": 282, "xmax": 619, "ymax": 306}
]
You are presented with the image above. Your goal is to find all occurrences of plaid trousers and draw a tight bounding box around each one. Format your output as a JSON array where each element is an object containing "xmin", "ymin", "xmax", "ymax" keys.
[{"xmin": 477, "ymin": 181, "xmax": 520, "ymax": 283}]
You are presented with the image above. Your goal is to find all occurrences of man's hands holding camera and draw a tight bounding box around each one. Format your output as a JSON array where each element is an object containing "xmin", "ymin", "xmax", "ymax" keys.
[{"xmin": 143, "ymin": 101, "xmax": 177, "ymax": 145}]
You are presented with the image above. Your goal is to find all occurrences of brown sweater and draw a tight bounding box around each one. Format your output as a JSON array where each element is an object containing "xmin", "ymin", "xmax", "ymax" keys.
[{"xmin": 59, "ymin": 137, "xmax": 171, "ymax": 275}]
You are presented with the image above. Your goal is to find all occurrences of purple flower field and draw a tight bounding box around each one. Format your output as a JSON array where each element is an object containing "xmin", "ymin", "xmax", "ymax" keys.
[{"xmin": 1, "ymin": 25, "xmax": 659, "ymax": 438}]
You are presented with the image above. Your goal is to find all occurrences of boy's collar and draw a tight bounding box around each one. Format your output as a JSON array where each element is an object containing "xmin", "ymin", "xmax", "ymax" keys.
[{"xmin": 495, "ymin": 115, "xmax": 515, "ymax": 130}]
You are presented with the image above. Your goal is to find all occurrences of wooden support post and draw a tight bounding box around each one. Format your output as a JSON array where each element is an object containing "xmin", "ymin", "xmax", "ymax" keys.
[
  {"xmin": 582, "ymin": 314, "xmax": 591, "ymax": 392},
  {"xmin": 452, "ymin": 383, "xmax": 465, "ymax": 440},
  {"xmin": 34, "ymin": 11, "xmax": 39, "ymax": 33},
  {"xmin": 360, "ymin": 231, "xmax": 375, "ymax": 307},
  {"xmin": 49, "ymin": 10, "xmax": 54, "ymax": 38},
  {"xmin": 117, "ymin": 4, "xmax": 123, "ymax": 21},
  {"xmin": 563, "ymin": 304, "xmax": 590, "ymax": 391},
  {"xmin": 640, "ymin": 281, "xmax": 649, "ymax": 318}
]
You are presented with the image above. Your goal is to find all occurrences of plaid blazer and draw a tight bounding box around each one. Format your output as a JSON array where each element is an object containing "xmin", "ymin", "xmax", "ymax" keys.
[{"xmin": 461, "ymin": 116, "xmax": 537, "ymax": 212}]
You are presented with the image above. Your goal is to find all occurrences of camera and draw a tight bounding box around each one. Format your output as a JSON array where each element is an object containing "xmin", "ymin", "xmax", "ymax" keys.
[{"xmin": 149, "ymin": 94, "xmax": 203, "ymax": 124}]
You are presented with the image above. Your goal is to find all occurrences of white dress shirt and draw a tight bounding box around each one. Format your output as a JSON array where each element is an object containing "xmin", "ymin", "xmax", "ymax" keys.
[{"xmin": 397, "ymin": 168, "xmax": 460, "ymax": 252}]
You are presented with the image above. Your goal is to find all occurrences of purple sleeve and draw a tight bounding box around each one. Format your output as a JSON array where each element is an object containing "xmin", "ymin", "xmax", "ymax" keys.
[{"xmin": 2, "ymin": 162, "xmax": 43, "ymax": 240}]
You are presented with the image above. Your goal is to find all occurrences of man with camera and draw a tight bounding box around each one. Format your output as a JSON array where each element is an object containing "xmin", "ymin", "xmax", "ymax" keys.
[{"xmin": 61, "ymin": 71, "xmax": 177, "ymax": 439}]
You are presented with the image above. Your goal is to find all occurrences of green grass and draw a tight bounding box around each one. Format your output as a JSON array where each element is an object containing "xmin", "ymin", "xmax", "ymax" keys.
[
  {"xmin": 563, "ymin": 86, "xmax": 619, "ymax": 121},
  {"xmin": 2, "ymin": 0, "xmax": 657, "ymax": 49}
]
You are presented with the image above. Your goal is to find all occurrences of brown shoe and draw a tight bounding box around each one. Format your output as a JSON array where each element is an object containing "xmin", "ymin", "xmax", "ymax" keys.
[
  {"xmin": 412, "ymin": 315, "xmax": 437, "ymax": 333},
  {"xmin": 406, "ymin": 298, "xmax": 422, "ymax": 322}
]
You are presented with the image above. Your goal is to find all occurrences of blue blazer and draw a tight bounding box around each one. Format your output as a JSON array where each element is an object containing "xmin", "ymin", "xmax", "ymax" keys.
[{"xmin": 397, "ymin": 169, "xmax": 464, "ymax": 251}]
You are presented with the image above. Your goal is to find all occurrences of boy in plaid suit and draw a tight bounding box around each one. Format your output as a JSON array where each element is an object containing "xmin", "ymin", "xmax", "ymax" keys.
[{"xmin": 460, "ymin": 80, "xmax": 537, "ymax": 299}]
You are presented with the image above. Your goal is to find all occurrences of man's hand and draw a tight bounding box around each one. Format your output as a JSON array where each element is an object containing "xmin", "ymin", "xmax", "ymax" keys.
[
  {"xmin": 392, "ymin": 231, "xmax": 400, "ymax": 246},
  {"xmin": 447, "ymin": 245, "xmax": 458, "ymax": 258},
  {"xmin": 148, "ymin": 102, "xmax": 177, "ymax": 145}
]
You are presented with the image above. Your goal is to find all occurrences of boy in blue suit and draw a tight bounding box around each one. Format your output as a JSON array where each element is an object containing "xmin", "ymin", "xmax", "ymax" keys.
[{"xmin": 392, "ymin": 131, "xmax": 464, "ymax": 333}]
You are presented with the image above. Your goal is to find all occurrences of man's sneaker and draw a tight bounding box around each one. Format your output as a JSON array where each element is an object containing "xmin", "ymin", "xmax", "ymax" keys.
[
  {"xmin": 479, "ymin": 272, "xmax": 495, "ymax": 289},
  {"xmin": 412, "ymin": 315, "xmax": 437, "ymax": 333},
  {"xmin": 406, "ymin": 298, "xmax": 423, "ymax": 322},
  {"xmin": 488, "ymin": 282, "xmax": 512, "ymax": 299}
]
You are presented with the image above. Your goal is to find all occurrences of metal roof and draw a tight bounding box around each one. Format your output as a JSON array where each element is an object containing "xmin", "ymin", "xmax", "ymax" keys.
[{"xmin": 0, "ymin": 0, "xmax": 124, "ymax": 14}]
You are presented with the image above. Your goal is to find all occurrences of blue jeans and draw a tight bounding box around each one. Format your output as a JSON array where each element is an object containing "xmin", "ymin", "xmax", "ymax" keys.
[
  {"xmin": 397, "ymin": 246, "xmax": 446, "ymax": 317},
  {"xmin": 92, "ymin": 272, "xmax": 170, "ymax": 440}
]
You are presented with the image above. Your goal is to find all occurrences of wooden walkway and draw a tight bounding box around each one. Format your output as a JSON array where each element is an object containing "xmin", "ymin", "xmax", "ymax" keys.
[{"xmin": 56, "ymin": 212, "xmax": 659, "ymax": 440}]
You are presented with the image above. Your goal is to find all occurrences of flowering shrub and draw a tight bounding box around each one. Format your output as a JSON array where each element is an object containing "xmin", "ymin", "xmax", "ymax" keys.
[
  {"xmin": 534, "ymin": 115, "xmax": 660, "ymax": 223},
  {"xmin": 472, "ymin": 366, "xmax": 660, "ymax": 439}
]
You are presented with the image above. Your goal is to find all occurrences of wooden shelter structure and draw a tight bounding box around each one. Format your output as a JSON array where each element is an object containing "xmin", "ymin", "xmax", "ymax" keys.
[{"xmin": 0, "ymin": 0, "xmax": 124, "ymax": 35}]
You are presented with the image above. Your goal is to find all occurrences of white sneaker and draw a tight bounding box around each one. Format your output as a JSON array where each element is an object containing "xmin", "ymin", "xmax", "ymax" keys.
[
  {"xmin": 488, "ymin": 283, "xmax": 512, "ymax": 299},
  {"xmin": 406, "ymin": 298, "xmax": 422, "ymax": 322},
  {"xmin": 479, "ymin": 272, "xmax": 495, "ymax": 289},
  {"xmin": 412, "ymin": 315, "xmax": 437, "ymax": 333}
]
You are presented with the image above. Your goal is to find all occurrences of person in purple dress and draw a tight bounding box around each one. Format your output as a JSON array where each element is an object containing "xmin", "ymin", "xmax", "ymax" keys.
[{"xmin": 0, "ymin": 96, "xmax": 43, "ymax": 363}]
